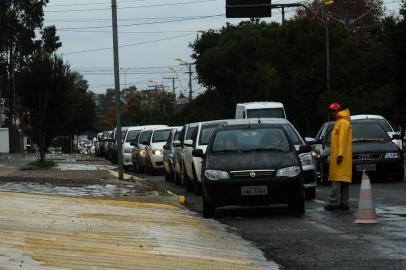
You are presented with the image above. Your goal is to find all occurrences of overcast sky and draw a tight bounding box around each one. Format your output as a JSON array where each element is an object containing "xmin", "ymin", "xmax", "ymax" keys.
[{"xmin": 43, "ymin": 0, "xmax": 402, "ymax": 96}]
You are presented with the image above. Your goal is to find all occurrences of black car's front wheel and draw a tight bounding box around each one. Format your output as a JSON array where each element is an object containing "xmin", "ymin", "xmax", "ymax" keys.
[{"xmin": 202, "ymin": 196, "xmax": 215, "ymax": 218}]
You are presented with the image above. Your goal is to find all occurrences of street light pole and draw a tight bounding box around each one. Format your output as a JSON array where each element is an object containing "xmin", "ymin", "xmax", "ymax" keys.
[
  {"xmin": 111, "ymin": 0, "xmax": 124, "ymax": 180},
  {"xmin": 276, "ymin": 3, "xmax": 331, "ymax": 90}
]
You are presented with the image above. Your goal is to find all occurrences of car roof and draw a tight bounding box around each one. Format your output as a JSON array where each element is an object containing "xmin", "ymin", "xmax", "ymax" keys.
[
  {"xmin": 236, "ymin": 101, "xmax": 284, "ymax": 109},
  {"xmin": 222, "ymin": 118, "xmax": 292, "ymax": 126},
  {"xmin": 171, "ymin": 126, "xmax": 183, "ymax": 131},
  {"xmin": 351, "ymin": 114, "xmax": 385, "ymax": 120},
  {"xmin": 127, "ymin": 125, "xmax": 168, "ymax": 131}
]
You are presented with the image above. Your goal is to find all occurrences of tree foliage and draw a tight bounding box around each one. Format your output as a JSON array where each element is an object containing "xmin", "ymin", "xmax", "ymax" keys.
[
  {"xmin": 18, "ymin": 53, "xmax": 73, "ymax": 161},
  {"xmin": 186, "ymin": 14, "xmax": 405, "ymax": 135}
]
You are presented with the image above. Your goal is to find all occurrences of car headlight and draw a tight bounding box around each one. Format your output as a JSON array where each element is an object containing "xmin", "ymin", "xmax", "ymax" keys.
[
  {"xmin": 138, "ymin": 149, "xmax": 146, "ymax": 157},
  {"xmin": 124, "ymin": 147, "xmax": 133, "ymax": 153},
  {"xmin": 204, "ymin": 169, "xmax": 230, "ymax": 180},
  {"xmin": 310, "ymin": 150, "xmax": 320, "ymax": 159},
  {"xmin": 300, "ymin": 153, "xmax": 314, "ymax": 166},
  {"xmin": 385, "ymin": 152, "xmax": 401, "ymax": 159},
  {"xmin": 276, "ymin": 166, "xmax": 301, "ymax": 177},
  {"xmin": 152, "ymin": 149, "xmax": 162, "ymax": 156}
]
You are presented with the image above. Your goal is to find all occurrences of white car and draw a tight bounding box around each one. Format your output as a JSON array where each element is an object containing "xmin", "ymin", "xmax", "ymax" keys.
[
  {"xmin": 351, "ymin": 115, "xmax": 402, "ymax": 149},
  {"xmin": 125, "ymin": 125, "xmax": 167, "ymax": 172},
  {"xmin": 163, "ymin": 127, "xmax": 183, "ymax": 181},
  {"xmin": 144, "ymin": 127, "xmax": 174, "ymax": 174},
  {"xmin": 235, "ymin": 101, "xmax": 286, "ymax": 119},
  {"xmin": 183, "ymin": 120, "xmax": 228, "ymax": 194}
]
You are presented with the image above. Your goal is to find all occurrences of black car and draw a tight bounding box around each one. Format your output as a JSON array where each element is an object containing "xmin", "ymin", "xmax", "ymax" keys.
[
  {"xmin": 312, "ymin": 119, "xmax": 404, "ymax": 183},
  {"xmin": 193, "ymin": 122, "xmax": 310, "ymax": 218}
]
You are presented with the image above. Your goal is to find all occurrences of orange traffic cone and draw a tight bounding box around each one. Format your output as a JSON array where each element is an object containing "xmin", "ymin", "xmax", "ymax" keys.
[{"xmin": 355, "ymin": 171, "xmax": 378, "ymax": 224}]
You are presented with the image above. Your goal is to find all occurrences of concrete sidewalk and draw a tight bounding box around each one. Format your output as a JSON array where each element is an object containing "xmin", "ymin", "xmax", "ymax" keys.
[{"xmin": 0, "ymin": 191, "xmax": 280, "ymax": 270}]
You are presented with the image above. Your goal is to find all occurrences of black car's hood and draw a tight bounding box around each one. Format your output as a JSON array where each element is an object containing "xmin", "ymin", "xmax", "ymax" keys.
[
  {"xmin": 321, "ymin": 141, "xmax": 400, "ymax": 156},
  {"xmin": 206, "ymin": 152, "xmax": 298, "ymax": 171}
]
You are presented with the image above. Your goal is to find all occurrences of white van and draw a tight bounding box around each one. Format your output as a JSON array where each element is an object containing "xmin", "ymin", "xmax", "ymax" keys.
[{"xmin": 235, "ymin": 102, "xmax": 286, "ymax": 119}]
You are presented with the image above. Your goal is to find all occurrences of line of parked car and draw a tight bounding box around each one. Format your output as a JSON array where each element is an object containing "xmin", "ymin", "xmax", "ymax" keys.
[{"xmin": 94, "ymin": 102, "xmax": 404, "ymax": 218}]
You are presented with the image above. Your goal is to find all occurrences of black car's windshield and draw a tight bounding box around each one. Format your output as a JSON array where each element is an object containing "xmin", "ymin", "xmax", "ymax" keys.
[
  {"xmin": 199, "ymin": 124, "xmax": 223, "ymax": 146},
  {"xmin": 246, "ymin": 108, "xmax": 285, "ymax": 118},
  {"xmin": 326, "ymin": 122, "xmax": 388, "ymax": 144},
  {"xmin": 211, "ymin": 128, "xmax": 291, "ymax": 153},
  {"xmin": 152, "ymin": 129, "xmax": 171, "ymax": 143},
  {"xmin": 126, "ymin": 130, "xmax": 141, "ymax": 142},
  {"xmin": 282, "ymin": 124, "xmax": 303, "ymax": 145}
]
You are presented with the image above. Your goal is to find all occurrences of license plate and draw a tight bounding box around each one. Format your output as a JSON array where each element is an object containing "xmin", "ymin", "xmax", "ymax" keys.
[
  {"xmin": 356, "ymin": 164, "xmax": 376, "ymax": 171},
  {"xmin": 241, "ymin": 185, "xmax": 268, "ymax": 196}
]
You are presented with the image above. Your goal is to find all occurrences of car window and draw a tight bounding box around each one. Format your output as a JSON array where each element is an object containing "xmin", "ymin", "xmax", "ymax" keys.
[
  {"xmin": 139, "ymin": 130, "xmax": 152, "ymax": 144},
  {"xmin": 246, "ymin": 108, "xmax": 285, "ymax": 118},
  {"xmin": 199, "ymin": 124, "xmax": 222, "ymax": 146},
  {"xmin": 282, "ymin": 124, "xmax": 303, "ymax": 145},
  {"xmin": 211, "ymin": 128, "xmax": 291, "ymax": 152},
  {"xmin": 186, "ymin": 126, "xmax": 197, "ymax": 140},
  {"xmin": 152, "ymin": 129, "xmax": 172, "ymax": 143},
  {"xmin": 316, "ymin": 124, "xmax": 326, "ymax": 139},
  {"xmin": 166, "ymin": 131, "xmax": 173, "ymax": 146},
  {"xmin": 174, "ymin": 131, "xmax": 180, "ymax": 141},
  {"xmin": 326, "ymin": 122, "xmax": 388, "ymax": 144},
  {"xmin": 191, "ymin": 127, "xmax": 198, "ymax": 143},
  {"xmin": 178, "ymin": 126, "xmax": 186, "ymax": 142},
  {"xmin": 352, "ymin": 123, "xmax": 389, "ymax": 140},
  {"xmin": 126, "ymin": 130, "xmax": 141, "ymax": 142}
]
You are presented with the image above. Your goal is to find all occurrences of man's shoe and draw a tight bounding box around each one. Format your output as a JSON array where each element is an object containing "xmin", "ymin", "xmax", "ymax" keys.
[
  {"xmin": 324, "ymin": 204, "xmax": 339, "ymax": 211},
  {"xmin": 338, "ymin": 204, "xmax": 350, "ymax": 210}
]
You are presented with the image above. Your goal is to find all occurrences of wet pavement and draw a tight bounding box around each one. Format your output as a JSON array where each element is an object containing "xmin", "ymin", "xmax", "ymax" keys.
[
  {"xmin": 0, "ymin": 153, "xmax": 405, "ymax": 269},
  {"xmin": 144, "ymin": 171, "xmax": 406, "ymax": 270}
]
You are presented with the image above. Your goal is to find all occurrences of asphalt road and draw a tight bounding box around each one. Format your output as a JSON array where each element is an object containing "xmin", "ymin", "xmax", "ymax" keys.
[{"xmin": 142, "ymin": 172, "xmax": 406, "ymax": 270}]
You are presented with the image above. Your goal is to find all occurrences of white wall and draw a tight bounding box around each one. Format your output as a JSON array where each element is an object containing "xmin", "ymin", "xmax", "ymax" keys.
[{"xmin": 0, "ymin": 128, "xmax": 10, "ymax": 153}]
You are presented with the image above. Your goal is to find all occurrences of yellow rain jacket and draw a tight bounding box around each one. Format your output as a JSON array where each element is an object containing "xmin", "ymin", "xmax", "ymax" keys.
[{"xmin": 328, "ymin": 109, "xmax": 353, "ymax": 183}]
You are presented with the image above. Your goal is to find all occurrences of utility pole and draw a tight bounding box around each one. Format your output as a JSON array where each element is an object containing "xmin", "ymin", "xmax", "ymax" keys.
[
  {"xmin": 111, "ymin": 0, "xmax": 124, "ymax": 180},
  {"xmin": 344, "ymin": 0, "xmax": 351, "ymax": 31},
  {"xmin": 164, "ymin": 77, "xmax": 177, "ymax": 112},
  {"xmin": 188, "ymin": 63, "xmax": 192, "ymax": 103},
  {"xmin": 281, "ymin": 3, "xmax": 330, "ymax": 90}
]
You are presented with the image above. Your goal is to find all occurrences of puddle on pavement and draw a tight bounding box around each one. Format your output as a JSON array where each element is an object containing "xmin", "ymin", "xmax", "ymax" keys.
[
  {"xmin": 376, "ymin": 206, "xmax": 406, "ymax": 219},
  {"xmin": 0, "ymin": 182, "xmax": 158, "ymax": 197}
]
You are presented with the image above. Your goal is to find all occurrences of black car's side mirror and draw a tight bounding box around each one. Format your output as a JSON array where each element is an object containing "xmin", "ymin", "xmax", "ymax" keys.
[
  {"xmin": 298, "ymin": 145, "xmax": 312, "ymax": 154},
  {"xmin": 304, "ymin": 137, "xmax": 317, "ymax": 145},
  {"xmin": 192, "ymin": 149, "xmax": 204, "ymax": 158}
]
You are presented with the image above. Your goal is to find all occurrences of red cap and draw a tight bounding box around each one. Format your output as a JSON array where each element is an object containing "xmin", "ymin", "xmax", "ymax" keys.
[{"xmin": 328, "ymin": 102, "xmax": 341, "ymax": 110}]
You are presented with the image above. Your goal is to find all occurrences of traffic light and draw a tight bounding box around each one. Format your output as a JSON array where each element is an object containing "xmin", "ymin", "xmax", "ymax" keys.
[
  {"xmin": 324, "ymin": 0, "xmax": 334, "ymax": 6},
  {"xmin": 226, "ymin": 0, "xmax": 272, "ymax": 18}
]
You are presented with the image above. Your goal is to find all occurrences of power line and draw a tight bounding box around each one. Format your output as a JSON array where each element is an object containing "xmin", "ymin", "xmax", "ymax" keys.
[
  {"xmin": 46, "ymin": 0, "xmax": 217, "ymax": 13},
  {"xmin": 58, "ymin": 29, "xmax": 205, "ymax": 34},
  {"xmin": 63, "ymin": 33, "xmax": 195, "ymax": 55},
  {"xmin": 56, "ymin": 14, "xmax": 224, "ymax": 30},
  {"xmin": 47, "ymin": 0, "xmax": 149, "ymax": 7},
  {"xmin": 46, "ymin": 15, "xmax": 220, "ymax": 22}
]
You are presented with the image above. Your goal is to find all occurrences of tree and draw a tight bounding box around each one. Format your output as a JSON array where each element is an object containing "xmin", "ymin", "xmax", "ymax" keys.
[
  {"xmin": 18, "ymin": 53, "xmax": 73, "ymax": 161},
  {"xmin": 61, "ymin": 72, "xmax": 96, "ymax": 151}
]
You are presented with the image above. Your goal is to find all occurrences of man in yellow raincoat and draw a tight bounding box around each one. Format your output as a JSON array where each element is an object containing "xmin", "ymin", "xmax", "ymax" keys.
[{"xmin": 325, "ymin": 103, "xmax": 353, "ymax": 211}]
